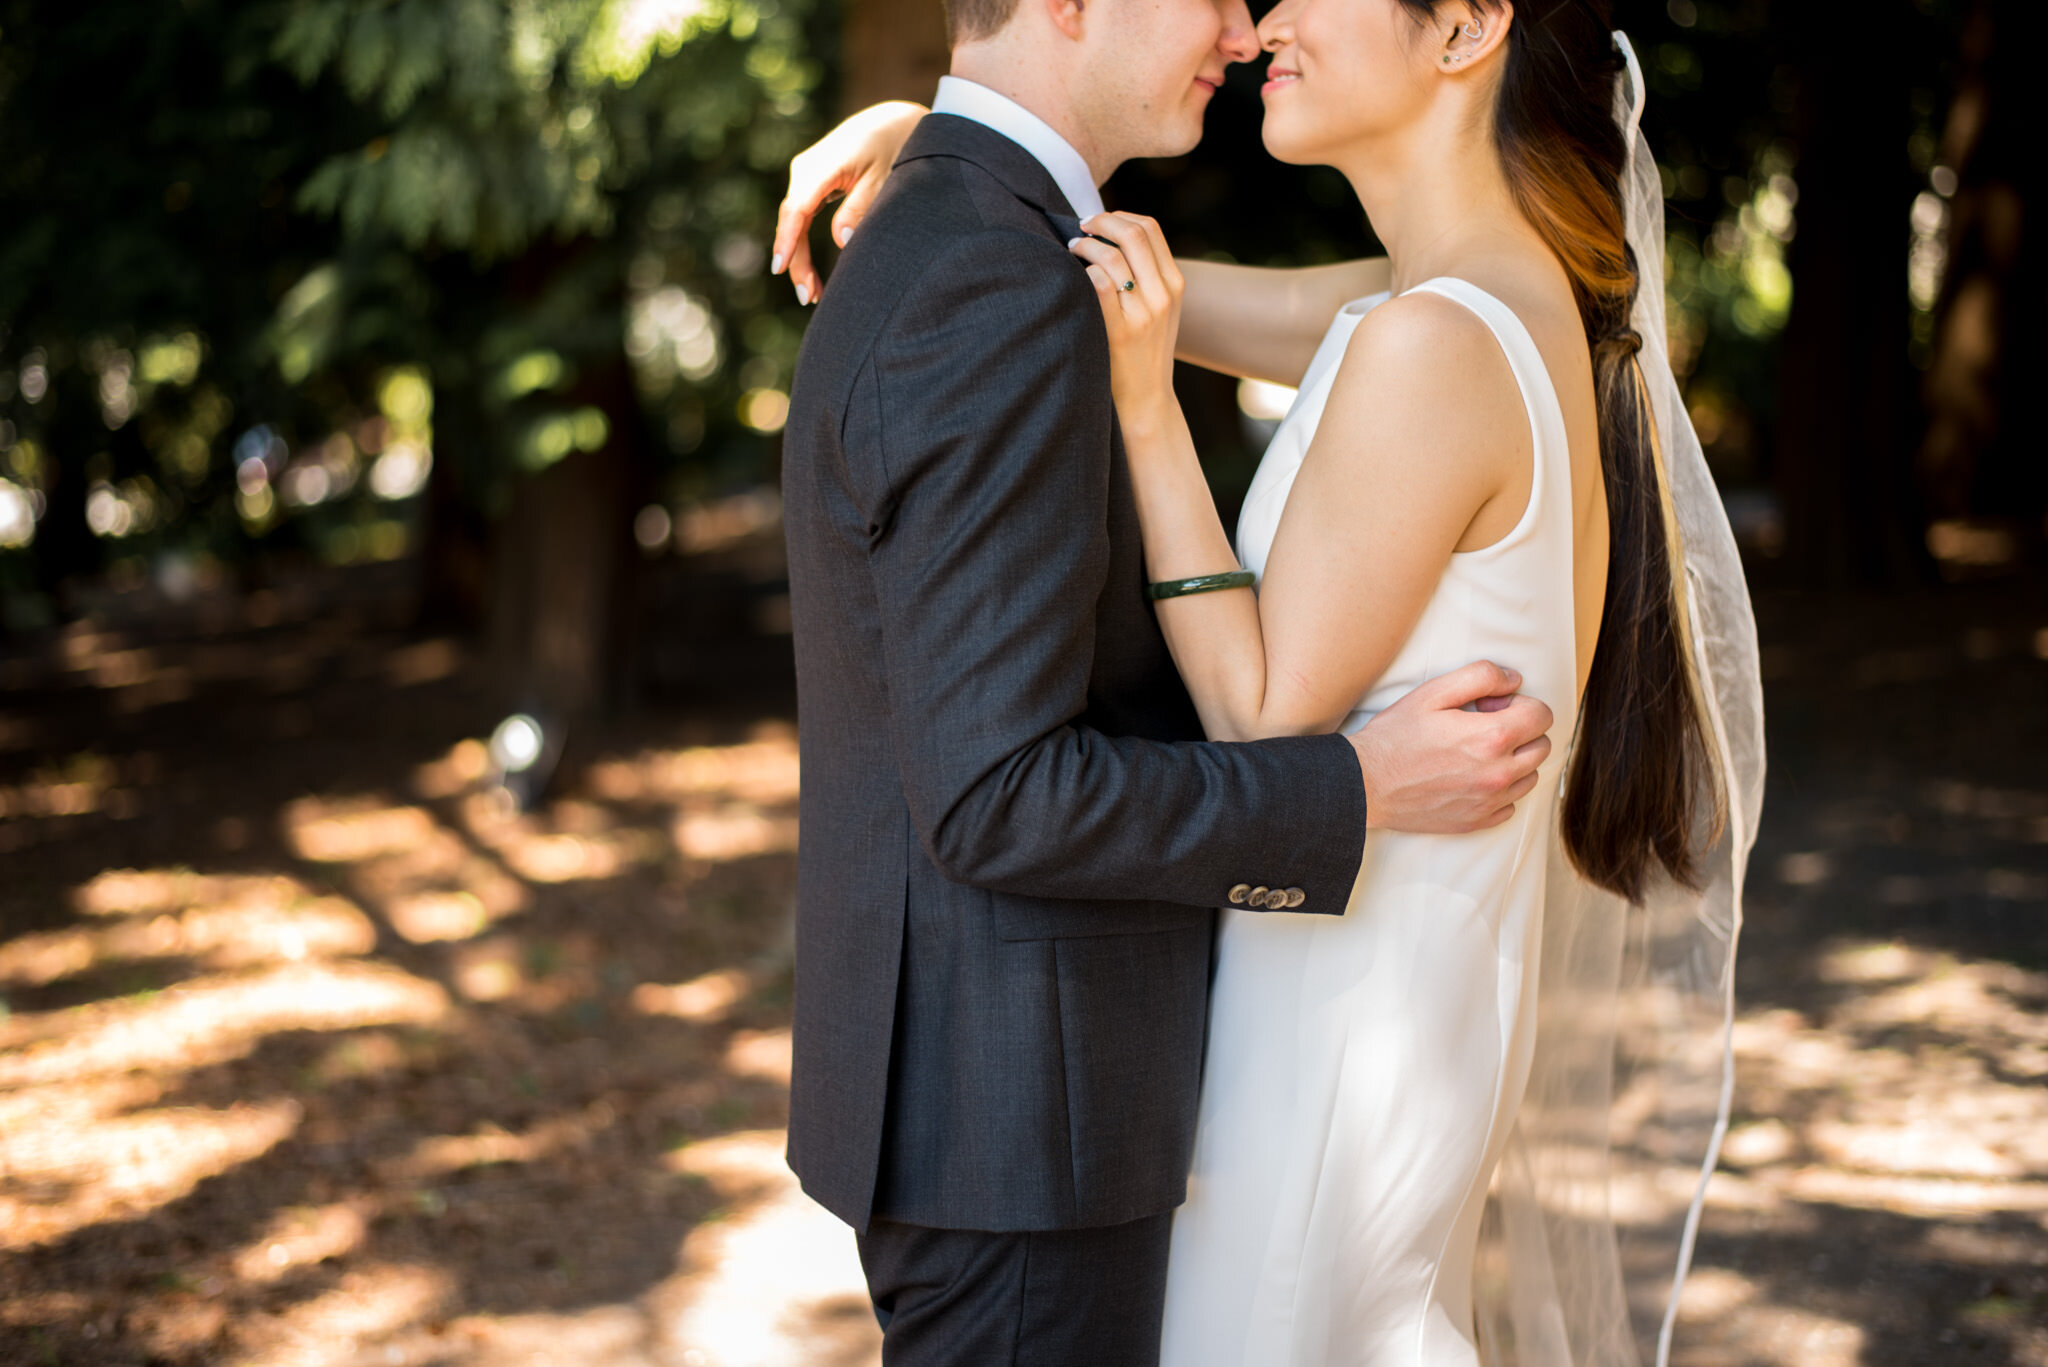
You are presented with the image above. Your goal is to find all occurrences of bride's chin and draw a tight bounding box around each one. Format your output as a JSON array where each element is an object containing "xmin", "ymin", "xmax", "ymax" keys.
[{"xmin": 1258, "ymin": 122, "xmax": 1316, "ymax": 166}]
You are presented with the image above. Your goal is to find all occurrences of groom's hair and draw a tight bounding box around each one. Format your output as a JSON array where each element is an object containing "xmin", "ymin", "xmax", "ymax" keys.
[{"xmin": 944, "ymin": 0, "xmax": 1022, "ymax": 44}]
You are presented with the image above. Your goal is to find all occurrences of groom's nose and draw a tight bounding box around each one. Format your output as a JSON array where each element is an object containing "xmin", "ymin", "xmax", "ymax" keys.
[{"xmin": 1217, "ymin": 0, "xmax": 1259, "ymax": 63}]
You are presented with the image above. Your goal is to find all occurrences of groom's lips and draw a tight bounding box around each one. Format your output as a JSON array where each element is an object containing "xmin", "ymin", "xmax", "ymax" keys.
[{"xmin": 1193, "ymin": 76, "xmax": 1222, "ymax": 94}]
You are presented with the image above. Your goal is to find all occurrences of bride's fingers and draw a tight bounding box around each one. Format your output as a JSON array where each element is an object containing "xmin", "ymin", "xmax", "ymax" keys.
[
  {"xmin": 1126, "ymin": 214, "xmax": 1179, "ymax": 281},
  {"xmin": 1079, "ymin": 261, "xmax": 1128, "ymax": 319},
  {"xmin": 828, "ymin": 168, "xmax": 885, "ymax": 251},
  {"xmin": 771, "ymin": 197, "xmax": 816, "ymax": 301},
  {"xmin": 770, "ymin": 198, "xmax": 806, "ymax": 277},
  {"xmin": 1066, "ymin": 237, "xmax": 1140, "ymax": 308},
  {"xmin": 798, "ymin": 168, "xmax": 885, "ymax": 305},
  {"xmin": 775, "ymin": 148, "xmax": 876, "ymax": 303},
  {"xmin": 772, "ymin": 161, "xmax": 841, "ymax": 271},
  {"xmin": 1079, "ymin": 216, "xmax": 1153, "ymax": 287},
  {"xmin": 773, "ymin": 185, "xmax": 841, "ymax": 304},
  {"xmin": 1134, "ymin": 216, "xmax": 1184, "ymax": 295},
  {"xmin": 1082, "ymin": 213, "xmax": 1177, "ymax": 306}
]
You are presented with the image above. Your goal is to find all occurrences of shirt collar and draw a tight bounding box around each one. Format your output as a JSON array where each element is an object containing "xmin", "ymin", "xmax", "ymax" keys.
[{"xmin": 930, "ymin": 76, "xmax": 1106, "ymax": 221}]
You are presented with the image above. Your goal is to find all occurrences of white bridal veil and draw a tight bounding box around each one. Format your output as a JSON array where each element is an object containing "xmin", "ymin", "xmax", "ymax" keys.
[{"xmin": 1470, "ymin": 31, "xmax": 1767, "ymax": 1367}]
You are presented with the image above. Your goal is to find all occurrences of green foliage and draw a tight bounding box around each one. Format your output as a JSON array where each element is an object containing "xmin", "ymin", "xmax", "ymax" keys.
[
  {"xmin": 0, "ymin": 0, "xmax": 1987, "ymax": 625},
  {"xmin": 0, "ymin": 0, "xmax": 831, "ymax": 619}
]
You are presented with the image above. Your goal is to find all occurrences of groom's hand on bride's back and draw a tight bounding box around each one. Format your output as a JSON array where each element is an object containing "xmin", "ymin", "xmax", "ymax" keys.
[{"xmin": 1351, "ymin": 661, "xmax": 1553, "ymax": 834}]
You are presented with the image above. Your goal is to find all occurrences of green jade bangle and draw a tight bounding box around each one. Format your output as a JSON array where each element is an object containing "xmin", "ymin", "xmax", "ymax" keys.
[{"xmin": 1146, "ymin": 569, "xmax": 1256, "ymax": 601}]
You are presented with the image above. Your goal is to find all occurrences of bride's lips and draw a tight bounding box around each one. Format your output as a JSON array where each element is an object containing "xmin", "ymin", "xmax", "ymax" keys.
[{"xmin": 1262, "ymin": 67, "xmax": 1300, "ymax": 96}]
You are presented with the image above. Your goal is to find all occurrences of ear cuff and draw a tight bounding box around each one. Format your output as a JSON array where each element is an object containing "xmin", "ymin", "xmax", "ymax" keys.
[{"xmin": 1444, "ymin": 18, "xmax": 1483, "ymax": 62}]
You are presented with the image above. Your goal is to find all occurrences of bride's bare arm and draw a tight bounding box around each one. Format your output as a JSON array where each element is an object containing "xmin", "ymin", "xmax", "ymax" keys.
[
  {"xmin": 1176, "ymin": 257, "xmax": 1391, "ymax": 387},
  {"xmin": 769, "ymin": 103, "xmax": 1388, "ymax": 377},
  {"xmin": 1071, "ymin": 214, "xmax": 1528, "ymax": 748}
]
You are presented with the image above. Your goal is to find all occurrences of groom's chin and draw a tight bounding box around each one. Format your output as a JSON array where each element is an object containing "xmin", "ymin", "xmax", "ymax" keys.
[{"xmin": 1134, "ymin": 117, "xmax": 1208, "ymax": 163}]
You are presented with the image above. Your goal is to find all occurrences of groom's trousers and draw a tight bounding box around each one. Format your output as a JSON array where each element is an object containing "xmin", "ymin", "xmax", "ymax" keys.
[{"xmin": 856, "ymin": 1213, "xmax": 1172, "ymax": 1366}]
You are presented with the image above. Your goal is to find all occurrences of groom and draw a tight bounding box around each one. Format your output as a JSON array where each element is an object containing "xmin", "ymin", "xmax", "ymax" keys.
[{"xmin": 780, "ymin": 0, "xmax": 1554, "ymax": 1359}]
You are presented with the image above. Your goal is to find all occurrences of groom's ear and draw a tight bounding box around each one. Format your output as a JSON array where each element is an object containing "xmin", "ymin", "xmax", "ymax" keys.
[{"xmin": 1045, "ymin": 0, "xmax": 1088, "ymax": 42}]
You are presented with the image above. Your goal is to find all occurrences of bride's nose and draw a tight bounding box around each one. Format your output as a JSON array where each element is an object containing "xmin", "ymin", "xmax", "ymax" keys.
[{"xmin": 1257, "ymin": 0, "xmax": 1296, "ymax": 51}]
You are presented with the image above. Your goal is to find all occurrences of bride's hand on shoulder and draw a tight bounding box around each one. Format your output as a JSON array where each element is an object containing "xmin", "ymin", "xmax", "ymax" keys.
[
  {"xmin": 770, "ymin": 101, "xmax": 927, "ymax": 305},
  {"xmin": 1067, "ymin": 212, "xmax": 1184, "ymax": 433}
]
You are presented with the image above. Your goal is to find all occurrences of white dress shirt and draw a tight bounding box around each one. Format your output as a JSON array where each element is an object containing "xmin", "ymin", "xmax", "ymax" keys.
[{"xmin": 930, "ymin": 76, "xmax": 1105, "ymax": 220}]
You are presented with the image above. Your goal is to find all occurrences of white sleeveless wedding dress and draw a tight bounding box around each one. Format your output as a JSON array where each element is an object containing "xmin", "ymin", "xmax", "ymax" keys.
[{"xmin": 1158, "ymin": 278, "xmax": 1582, "ymax": 1367}]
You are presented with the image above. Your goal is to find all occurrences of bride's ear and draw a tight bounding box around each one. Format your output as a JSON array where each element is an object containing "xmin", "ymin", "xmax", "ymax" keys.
[{"xmin": 1436, "ymin": 2, "xmax": 1511, "ymax": 72}]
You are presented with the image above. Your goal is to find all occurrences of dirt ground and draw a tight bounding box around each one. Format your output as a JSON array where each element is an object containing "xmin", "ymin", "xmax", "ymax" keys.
[{"xmin": 0, "ymin": 550, "xmax": 2043, "ymax": 1367}]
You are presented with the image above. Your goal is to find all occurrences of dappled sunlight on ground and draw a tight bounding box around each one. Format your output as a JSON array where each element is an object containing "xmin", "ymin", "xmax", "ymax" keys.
[
  {"xmin": 0, "ymin": 592, "xmax": 874, "ymax": 1365},
  {"xmin": 0, "ymin": 961, "xmax": 451, "ymax": 1087},
  {"xmin": 3, "ymin": 572, "xmax": 2044, "ymax": 1365},
  {"xmin": 664, "ymin": 1132, "xmax": 882, "ymax": 1367},
  {"xmin": 1, "ymin": 883, "xmax": 377, "ymax": 984},
  {"xmin": 2, "ymin": 1093, "xmax": 304, "ymax": 1249},
  {"xmin": 1671, "ymin": 946, "xmax": 2048, "ymax": 1362},
  {"xmin": 1662, "ymin": 581, "xmax": 2048, "ymax": 1367}
]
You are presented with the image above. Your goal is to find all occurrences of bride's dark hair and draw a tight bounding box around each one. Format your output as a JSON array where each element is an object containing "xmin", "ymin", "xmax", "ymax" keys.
[{"xmin": 1400, "ymin": 0, "xmax": 1719, "ymax": 903}]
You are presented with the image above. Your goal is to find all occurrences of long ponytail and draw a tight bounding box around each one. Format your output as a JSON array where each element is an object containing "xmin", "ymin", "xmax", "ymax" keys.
[{"xmin": 1398, "ymin": 0, "xmax": 1720, "ymax": 902}]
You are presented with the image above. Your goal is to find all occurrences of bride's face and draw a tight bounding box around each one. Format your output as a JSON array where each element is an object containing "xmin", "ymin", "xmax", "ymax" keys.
[{"xmin": 1255, "ymin": 0, "xmax": 1445, "ymax": 165}]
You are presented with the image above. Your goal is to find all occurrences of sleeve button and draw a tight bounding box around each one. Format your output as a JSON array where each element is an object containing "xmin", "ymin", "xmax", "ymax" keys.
[
  {"xmin": 1247, "ymin": 886, "xmax": 1269, "ymax": 908},
  {"xmin": 1228, "ymin": 883, "xmax": 1251, "ymax": 905},
  {"xmin": 1284, "ymin": 888, "xmax": 1306, "ymax": 908}
]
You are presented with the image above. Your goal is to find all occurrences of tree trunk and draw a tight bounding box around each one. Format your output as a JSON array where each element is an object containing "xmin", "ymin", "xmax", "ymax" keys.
[
  {"xmin": 487, "ymin": 356, "xmax": 645, "ymax": 729},
  {"xmin": 1772, "ymin": 5, "xmax": 1928, "ymax": 587},
  {"xmin": 1917, "ymin": 0, "xmax": 2048, "ymax": 552},
  {"xmin": 30, "ymin": 368, "xmax": 107, "ymax": 615},
  {"xmin": 840, "ymin": 0, "xmax": 949, "ymax": 112},
  {"xmin": 417, "ymin": 378, "xmax": 492, "ymax": 631}
]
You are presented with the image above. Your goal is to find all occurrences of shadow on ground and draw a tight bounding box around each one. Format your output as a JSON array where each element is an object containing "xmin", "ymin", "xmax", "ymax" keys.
[
  {"xmin": 0, "ymin": 551, "xmax": 875, "ymax": 1366},
  {"xmin": 1, "ymin": 557, "xmax": 2043, "ymax": 1366},
  {"xmin": 1677, "ymin": 576, "xmax": 2048, "ymax": 1367}
]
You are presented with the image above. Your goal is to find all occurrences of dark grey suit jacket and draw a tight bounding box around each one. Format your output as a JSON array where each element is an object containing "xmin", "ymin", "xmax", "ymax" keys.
[{"xmin": 781, "ymin": 114, "xmax": 1369, "ymax": 1234}]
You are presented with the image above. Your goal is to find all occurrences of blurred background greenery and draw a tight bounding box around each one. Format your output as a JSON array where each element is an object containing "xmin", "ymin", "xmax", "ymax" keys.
[
  {"xmin": 3, "ymin": 5, "xmax": 2046, "ymax": 1364},
  {"xmin": 0, "ymin": 0, "xmax": 2040, "ymax": 726},
  {"xmin": 0, "ymin": 0, "xmax": 833, "ymax": 727}
]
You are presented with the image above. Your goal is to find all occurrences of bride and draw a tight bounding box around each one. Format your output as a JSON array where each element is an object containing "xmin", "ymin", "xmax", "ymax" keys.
[{"xmin": 774, "ymin": 2, "xmax": 1764, "ymax": 1362}]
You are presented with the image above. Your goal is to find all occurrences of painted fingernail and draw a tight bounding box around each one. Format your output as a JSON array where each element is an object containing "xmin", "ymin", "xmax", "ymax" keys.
[
  {"xmin": 1067, "ymin": 237, "xmax": 1084, "ymax": 249},
  {"xmin": 795, "ymin": 281, "xmax": 811, "ymax": 306},
  {"xmin": 770, "ymin": 251, "xmax": 786, "ymax": 275},
  {"xmin": 837, "ymin": 224, "xmax": 854, "ymax": 246}
]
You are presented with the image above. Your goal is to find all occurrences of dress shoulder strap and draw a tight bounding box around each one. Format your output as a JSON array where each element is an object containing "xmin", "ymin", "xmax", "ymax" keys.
[{"xmin": 1402, "ymin": 276, "xmax": 1571, "ymax": 556}]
